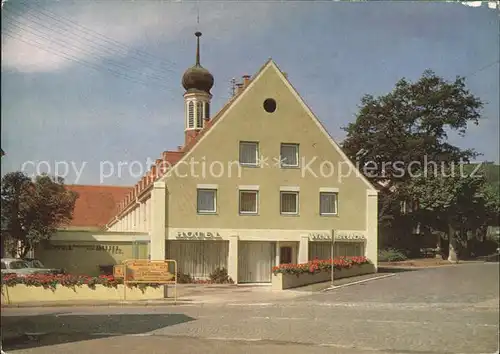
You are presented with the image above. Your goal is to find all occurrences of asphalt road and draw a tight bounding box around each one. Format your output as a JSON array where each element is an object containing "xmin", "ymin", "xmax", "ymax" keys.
[{"xmin": 2, "ymin": 263, "xmax": 499, "ymax": 354}]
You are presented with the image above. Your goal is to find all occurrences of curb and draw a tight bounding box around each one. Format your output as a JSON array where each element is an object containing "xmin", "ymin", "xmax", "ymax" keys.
[
  {"xmin": 378, "ymin": 262, "xmax": 484, "ymax": 271},
  {"xmin": 1, "ymin": 300, "xmax": 199, "ymax": 308},
  {"xmin": 322, "ymin": 273, "xmax": 396, "ymax": 292}
]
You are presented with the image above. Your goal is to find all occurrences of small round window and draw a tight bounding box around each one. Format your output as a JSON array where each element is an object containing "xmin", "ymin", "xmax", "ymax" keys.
[{"xmin": 263, "ymin": 98, "xmax": 276, "ymax": 113}]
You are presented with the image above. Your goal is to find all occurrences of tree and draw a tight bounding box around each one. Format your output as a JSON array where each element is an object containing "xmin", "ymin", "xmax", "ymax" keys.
[
  {"xmin": 342, "ymin": 70, "xmax": 484, "ymax": 230},
  {"xmin": 402, "ymin": 165, "xmax": 499, "ymax": 262},
  {"xmin": 1, "ymin": 172, "xmax": 78, "ymax": 257}
]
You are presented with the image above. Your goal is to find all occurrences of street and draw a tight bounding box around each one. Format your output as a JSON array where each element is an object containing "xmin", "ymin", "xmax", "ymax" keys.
[{"xmin": 2, "ymin": 263, "xmax": 499, "ymax": 354}]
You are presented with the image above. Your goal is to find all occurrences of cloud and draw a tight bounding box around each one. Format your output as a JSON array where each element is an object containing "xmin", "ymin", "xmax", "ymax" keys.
[
  {"xmin": 1, "ymin": 1, "xmax": 276, "ymax": 73},
  {"xmin": 453, "ymin": 1, "xmax": 499, "ymax": 8}
]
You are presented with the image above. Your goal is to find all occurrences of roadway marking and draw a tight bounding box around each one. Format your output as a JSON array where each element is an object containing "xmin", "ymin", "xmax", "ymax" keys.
[{"xmin": 323, "ymin": 273, "xmax": 396, "ymax": 291}]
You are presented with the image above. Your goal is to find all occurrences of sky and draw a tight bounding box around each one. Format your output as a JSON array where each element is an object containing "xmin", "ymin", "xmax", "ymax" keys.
[{"xmin": 1, "ymin": 0, "xmax": 499, "ymax": 186}]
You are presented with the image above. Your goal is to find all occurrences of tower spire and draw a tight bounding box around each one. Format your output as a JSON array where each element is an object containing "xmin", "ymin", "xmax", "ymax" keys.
[{"xmin": 195, "ymin": 31, "xmax": 201, "ymax": 66}]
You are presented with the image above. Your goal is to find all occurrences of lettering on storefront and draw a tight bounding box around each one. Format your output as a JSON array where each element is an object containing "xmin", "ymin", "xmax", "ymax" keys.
[
  {"xmin": 309, "ymin": 233, "xmax": 332, "ymax": 241},
  {"xmin": 335, "ymin": 233, "xmax": 365, "ymax": 241},
  {"xmin": 45, "ymin": 244, "xmax": 124, "ymax": 254},
  {"xmin": 308, "ymin": 232, "xmax": 366, "ymax": 241},
  {"xmin": 176, "ymin": 231, "xmax": 223, "ymax": 240}
]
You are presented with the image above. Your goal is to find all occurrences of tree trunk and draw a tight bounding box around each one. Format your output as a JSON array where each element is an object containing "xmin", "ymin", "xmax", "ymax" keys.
[
  {"xmin": 447, "ymin": 223, "xmax": 459, "ymax": 263},
  {"xmin": 435, "ymin": 232, "xmax": 442, "ymax": 259}
]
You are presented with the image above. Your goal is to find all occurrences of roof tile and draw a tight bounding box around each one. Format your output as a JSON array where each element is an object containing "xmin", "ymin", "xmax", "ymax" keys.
[{"xmin": 65, "ymin": 185, "xmax": 132, "ymax": 228}]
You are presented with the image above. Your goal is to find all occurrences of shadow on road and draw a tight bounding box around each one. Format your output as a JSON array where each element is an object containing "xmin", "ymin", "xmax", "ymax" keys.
[{"xmin": 1, "ymin": 313, "xmax": 195, "ymax": 351}]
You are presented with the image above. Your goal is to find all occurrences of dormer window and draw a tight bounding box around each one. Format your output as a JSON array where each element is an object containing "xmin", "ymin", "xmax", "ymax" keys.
[
  {"xmin": 196, "ymin": 101, "xmax": 204, "ymax": 128},
  {"xmin": 188, "ymin": 101, "xmax": 195, "ymax": 128}
]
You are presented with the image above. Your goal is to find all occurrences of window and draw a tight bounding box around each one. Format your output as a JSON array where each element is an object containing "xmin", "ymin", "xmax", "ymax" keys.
[
  {"xmin": 205, "ymin": 102, "xmax": 210, "ymax": 119},
  {"xmin": 263, "ymin": 98, "xmax": 277, "ymax": 113},
  {"xmin": 280, "ymin": 191, "xmax": 299, "ymax": 214},
  {"xmin": 188, "ymin": 101, "xmax": 194, "ymax": 128},
  {"xmin": 31, "ymin": 260, "xmax": 44, "ymax": 268},
  {"xmin": 197, "ymin": 189, "xmax": 216, "ymax": 213},
  {"xmin": 280, "ymin": 143, "xmax": 299, "ymax": 167},
  {"xmin": 0, "ymin": 262, "xmax": 6, "ymax": 270},
  {"xmin": 239, "ymin": 190, "xmax": 258, "ymax": 214},
  {"xmin": 335, "ymin": 242, "xmax": 364, "ymax": 257},
  {"xmin": 239, "ymin": 141, "xmax": 259, "ymax": 166},
  {"xmin": 196, "ymin": 101, "xmax": 204, "ymax": 128},
  {"xmin": 10, "ymin": 261, "xmax": 29, "ymax": 269},
  {"xmin": 320, "ymin": 192, "xmax": 338, "ymax": 215},
  {"xmin": 280, "ymin": 247, "xmax": 292, "ymax": 264}
]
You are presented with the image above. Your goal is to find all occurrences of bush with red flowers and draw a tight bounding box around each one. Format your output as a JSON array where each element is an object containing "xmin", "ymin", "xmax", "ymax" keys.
[
  {"xmin": 1, "ymin": 273, "xmax": 162, "ymax": 292},
  {"xmin": 272, "ymin": 256, "xmax": 371, "ymax": 276}
]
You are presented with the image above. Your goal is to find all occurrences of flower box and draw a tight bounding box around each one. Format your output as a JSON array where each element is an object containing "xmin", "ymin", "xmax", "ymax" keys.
[
  {"xmin": 1, "ymin": 274, "xmax": 165, "ymax": 305},
  {"xmin": 271, "ymin": 257, "xmax": 375, "ymax": 290}
]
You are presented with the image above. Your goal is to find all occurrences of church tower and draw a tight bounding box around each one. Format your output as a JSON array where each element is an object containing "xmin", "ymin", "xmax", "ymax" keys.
[{"xmin": 181, "ymin": 31, "xmax": 214, "ymax": 147}]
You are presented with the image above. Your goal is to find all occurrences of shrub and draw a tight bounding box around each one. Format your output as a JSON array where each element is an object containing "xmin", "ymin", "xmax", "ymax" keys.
[
  {"xmin": 209, "ymin": 267, "xmax": 234, "ymax": 284},
  {"xmin": 176, "ymin": 272, "xmax": 193, "ymax": 284},
  {"xmin": 378, "ymin": 248, "xmax": 408, "ymax": 262}
]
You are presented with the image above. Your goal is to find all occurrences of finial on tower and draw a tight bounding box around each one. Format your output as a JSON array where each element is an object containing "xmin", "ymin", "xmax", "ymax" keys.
[
  {"xmin": 195, "ymin": 31, "xmax": 202, "ymax": 66},
  {"xmin": 181, "ymin": 31, "xmax": 213, "ymax": 93}
]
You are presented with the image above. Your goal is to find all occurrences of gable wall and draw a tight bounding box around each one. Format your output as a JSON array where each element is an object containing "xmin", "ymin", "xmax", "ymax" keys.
[{"xmin": 164, "ymin": 63, "xmax": 371, "ymax": 231}]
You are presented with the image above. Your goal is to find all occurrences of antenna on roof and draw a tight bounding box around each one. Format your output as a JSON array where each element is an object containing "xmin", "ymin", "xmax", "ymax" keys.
[
  {"xmin": 196, "ymin": 1, "xmax": 200, "ymax": 27},
  {"xmin": 230, "ymin": 78, "xmax": 236, "ymax": 97}
]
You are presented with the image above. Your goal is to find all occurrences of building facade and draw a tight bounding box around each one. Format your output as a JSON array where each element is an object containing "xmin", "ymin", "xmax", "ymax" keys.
[
  {"xmin": 35, "ymin": 185, "xmax": 149, "ymax": 276},
  {"xmin": 104, "ymin": 32, "xmax": 379, "ymax": 283}
]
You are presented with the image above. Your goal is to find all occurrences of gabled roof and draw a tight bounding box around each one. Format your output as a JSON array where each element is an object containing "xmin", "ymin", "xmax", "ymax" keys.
[
  {"xmin": 107, "ymin": 58, "xmax": 376, "ymax": 228},
  {"xmin": 162, "ymin": 58, "xmax": 377, "ymax": 191},
  {"xmin": 106, "ymin": 61, "xmax": 269, "ymax": 228},
  {"xmin": 65, "ymin": 185, "xmax": 132, "ymax": 229}
]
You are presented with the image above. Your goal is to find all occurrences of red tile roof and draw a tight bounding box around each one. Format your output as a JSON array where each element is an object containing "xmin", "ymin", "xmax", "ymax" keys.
[{"xmin": 65, "ymin": 185, "xmax": 133, "ymax": 228}]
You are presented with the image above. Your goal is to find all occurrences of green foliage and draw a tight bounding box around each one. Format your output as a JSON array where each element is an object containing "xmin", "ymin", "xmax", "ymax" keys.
[
  {"xmin": 378, "ymin": 248, "xmax": 408, "ymax": 262},
  {"xmin": 1, "ymin": 172, "xmax": 78, "ymax": 257},
  {"xmin": 209, "ymin": 267, "xmax": 234, "ymax": 284},
  {"xmin": 341, "ymin": 70, "xmax": 484, "ymax": 225},
  {"xmin": 404, "ymin": 165, "xmax": 499, "ymax": 235},
  {"xmin": 176, "ymin": 272, "xmax": 194, "ymax": 284}
]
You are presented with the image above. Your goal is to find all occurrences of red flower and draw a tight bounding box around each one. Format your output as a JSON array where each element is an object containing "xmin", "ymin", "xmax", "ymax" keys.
[{"xmin": 271, "ymin": 256, "xmax": 370, "ymax": 276}]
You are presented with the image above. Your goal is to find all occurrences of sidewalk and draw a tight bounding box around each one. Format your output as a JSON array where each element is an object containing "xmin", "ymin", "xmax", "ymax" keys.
[
  {"xmin": 1, "ymin": 284, "xmax": 307, "ymax": 308},
  {"xmin": 1, "ymin": 273, "xmax": 395, "ymax": 309}
]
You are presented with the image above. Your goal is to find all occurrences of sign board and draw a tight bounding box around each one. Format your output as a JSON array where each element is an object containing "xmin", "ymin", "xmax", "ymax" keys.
[
  {"xmin": 125, "ymin": 260, "xmax": 175, "ymax": 282},
  {"xmin": 121, "ymin": 259, "xmax": 178, "ymax": 303},
  {"xmin": 113, "ymin": 264, "xmax": 125, "ymax": 278}
]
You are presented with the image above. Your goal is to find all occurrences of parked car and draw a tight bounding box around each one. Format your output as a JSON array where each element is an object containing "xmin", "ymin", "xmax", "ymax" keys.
[
  {"xmin": 23, "ymin": 258, "xmax": 65, "ymax": 275},
  {"xmin": 1, "ymin": 258, "xmax": 64, "ymax": 276}
]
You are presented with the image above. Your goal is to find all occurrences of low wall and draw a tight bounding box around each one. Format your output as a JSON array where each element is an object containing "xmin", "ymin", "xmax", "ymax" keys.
[
  {"xmin": 272, "ymin": 263, "xmax": 375, "ymax": 290},
  {"xmin": 1, "ymin": 284, "xmax": 165, "ymax": 305}
]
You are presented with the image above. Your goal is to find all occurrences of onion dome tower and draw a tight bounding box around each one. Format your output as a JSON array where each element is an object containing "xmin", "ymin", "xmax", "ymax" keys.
[{"xmin": 182, "ymin": 31, "xmax": 214, "ymax": 145}]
